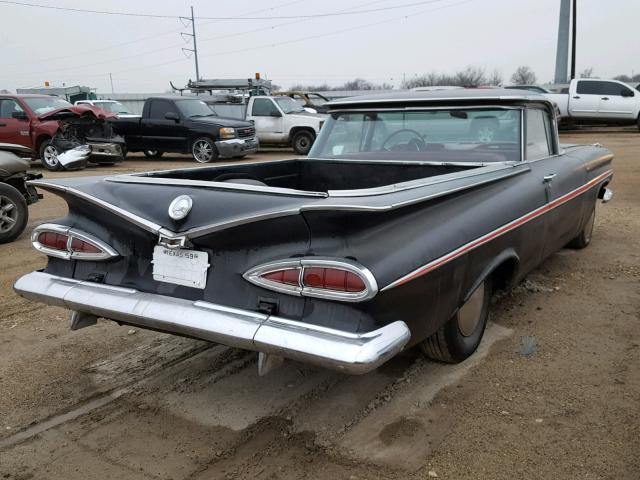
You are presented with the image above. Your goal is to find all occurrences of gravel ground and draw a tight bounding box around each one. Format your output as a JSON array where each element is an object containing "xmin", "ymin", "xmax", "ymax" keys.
[{"xmin": 0, "ymin": 133, "xmax": 638, "ymax": 479}]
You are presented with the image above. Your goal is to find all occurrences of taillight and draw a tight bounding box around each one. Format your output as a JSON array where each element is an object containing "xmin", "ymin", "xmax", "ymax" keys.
[
  {"xmin": 244, "ymin": 258, "xmax": 377, "ymax": 302},
  {"xmin": 31, "ymin": 224, "xmax": 118, "ymax": 261}
]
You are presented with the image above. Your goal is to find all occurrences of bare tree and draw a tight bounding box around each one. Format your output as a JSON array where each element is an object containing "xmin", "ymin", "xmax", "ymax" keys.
[
  {"xmin": 510, "ymin": 66, "xmax": 537, "ymax": 85},
  {"xmin": 579, "ymin": 67, "xmax": 594, "ymax": 78},
  {"xmin": 487, "ymin": 69, "xmax": 503, "ymax": 86},
  {"xmin": 455, "ymin": 66, "xmax": 487, "ymax": 87},
  {"xmin": 614, "ymin": 73, "xmax": 640, "ymax": 83}
]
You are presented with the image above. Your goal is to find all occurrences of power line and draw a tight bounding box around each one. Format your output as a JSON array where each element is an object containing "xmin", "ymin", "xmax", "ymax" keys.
[{"xmin": 0, "ymin": 0, "xmax": 459, "ymax": 20}]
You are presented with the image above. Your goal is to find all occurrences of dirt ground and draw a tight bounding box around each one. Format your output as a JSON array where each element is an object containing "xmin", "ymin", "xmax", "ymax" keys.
[{"xmin": 0, "ymin": 134, "xmax": 638, "ymax": 480}]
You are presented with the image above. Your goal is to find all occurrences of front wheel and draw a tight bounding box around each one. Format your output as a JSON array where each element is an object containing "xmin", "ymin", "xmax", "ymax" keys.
[
  {"xmin": 420, "ymin": 277, "xmax": 492, "ymax": 363},
  {"xmin": 291, "ymin": 130, "xmax": 315, "ymax": 155},
  {"xmin": 0, "ymin": 183, "xmax": 28, "ymax": 244},
  {"xmin": 143, "ymin": 150, "xmax": 163, "ymax": 159},
  {"xmin": 567, "ymin": 207, "xmax": 595, "ymax": 249},
  {"xmin": 191, "ymin": 137, "xmax": 218, "ymax": 163},
  {"xmin": 39, "ymin": 140, "xmax": 62, "ymax": 171}
]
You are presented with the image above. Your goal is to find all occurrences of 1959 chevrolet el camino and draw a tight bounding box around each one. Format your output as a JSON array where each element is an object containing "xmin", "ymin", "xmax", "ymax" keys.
[{"xmin": 14, "ymin": 90, "xmax": 614, "ymax": 375}]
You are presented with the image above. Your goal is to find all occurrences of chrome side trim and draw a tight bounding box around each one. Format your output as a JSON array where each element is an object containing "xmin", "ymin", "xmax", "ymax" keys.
[
  {"xmin": 382, "ymin": 169, "xmax": 614, "ymax": 291},
  {"xmin": 14, "ymin": 272, "xmax": 410, "ymax": 375},
  {"xmin": 106, "ymin": 175, "xmax": 328, "ymax": 198},
  {"xmin": 31, "ymin": 223, "xmax": 119, "ymax": 261},
  {"xmin": 243, "ymin": 257, "xmax": 379, "ymax": 303}
]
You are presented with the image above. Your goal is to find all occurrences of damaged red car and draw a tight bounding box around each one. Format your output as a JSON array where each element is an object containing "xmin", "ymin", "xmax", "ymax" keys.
[{"xmin": 0, "ymin": 94, "xmax": 125, "ymax": 171}]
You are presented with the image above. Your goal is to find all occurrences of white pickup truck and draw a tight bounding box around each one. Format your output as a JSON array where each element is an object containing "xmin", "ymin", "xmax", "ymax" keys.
[
  {"xmin": 543, "ymin": 78, "xmax": 640, "ymax": 129},
  {"xmin": 209, "ymin": 95, "xmax": 325, "ymax": 155}
]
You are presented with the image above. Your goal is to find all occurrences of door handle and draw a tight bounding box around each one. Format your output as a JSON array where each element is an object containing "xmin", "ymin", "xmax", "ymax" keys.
[
  {"xmin": 0, "ymin": 123, "xmax": 6, "ymax": 127},
  {"xmin": 543, "ymin": 173, "xmax": 557, "ymax": 183},
  {"xmin": 601, "ymin": 97, "xmax": 609, "ymax": 101},
  {"xmin": 572, "ymin": 96, "xmax": 581, "ymax": 99}
]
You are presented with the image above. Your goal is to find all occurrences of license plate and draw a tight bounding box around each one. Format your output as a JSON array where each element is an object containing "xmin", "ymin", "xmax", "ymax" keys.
[{"xmin": 152, "ymin": 246, "xmax": 210, "ymax": 289}]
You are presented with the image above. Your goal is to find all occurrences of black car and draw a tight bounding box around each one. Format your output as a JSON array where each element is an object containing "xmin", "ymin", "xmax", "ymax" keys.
[
  {"xmin": 112, "ymin": 96, "xmax": 259, "ymax": 162},
  {"xmin": 15, "ymin": 90, "xmax": 613, "ymax": 375}
]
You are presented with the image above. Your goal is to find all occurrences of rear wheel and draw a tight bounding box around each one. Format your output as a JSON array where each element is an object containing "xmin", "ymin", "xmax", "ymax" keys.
[
  {"xmin": 421, "ymin": 277, "xmax": 492, "ymax": 363},
  {"xmin": 567, "ymin": 206, "xmax": 595, "ymax": 249},
  {"xmin": 292, "ymin": 130, "xmax": 315, "ymax": 155},
  {"xmin": 191, "ymin": 137, "xmax": 218, "ymax": 163},
  {"xmin": 39, "ymin": 140, "xmax": 62, "ymax": 171},
  {"xmin": 143, "ymin": 150, "xmax": 163, "ymax": 159},
  {"xmin": 0, "ymin": 183, "xmax": 28, "ymax": 244}
]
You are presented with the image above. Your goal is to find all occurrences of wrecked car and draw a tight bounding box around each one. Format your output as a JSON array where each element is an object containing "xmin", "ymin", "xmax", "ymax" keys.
[
  {"xmin": 0, "ymin": 143, "xmax": 41, "ymax": 243},
  {"xmin": 14, "ymin": 90, "xmax": 613, "ymax": 375},
  {"xmin": 0, "ymin": 94, "xmax": 125, "ymax": 171}
]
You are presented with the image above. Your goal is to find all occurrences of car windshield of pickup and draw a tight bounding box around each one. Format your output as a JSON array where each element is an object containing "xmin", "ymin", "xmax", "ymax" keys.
[
  {"xmin": 274, "ymin": 96, "xmax": 305, "ymax": 114},
  {"xmin": 23, "ymin": 97, "xmax": 72, "ymax": 115},
  {"xmin": 309, "ymin": 109, "xmax": 522, "ymax": 163},
  {"xmin": 176, "ymin": 99, "xmax": 216, "ymax": 118}
]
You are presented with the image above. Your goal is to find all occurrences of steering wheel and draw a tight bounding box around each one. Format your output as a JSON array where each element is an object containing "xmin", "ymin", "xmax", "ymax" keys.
[{"xmin": 381, "ymin": 129, "xmax": 426, "ymax": 151}]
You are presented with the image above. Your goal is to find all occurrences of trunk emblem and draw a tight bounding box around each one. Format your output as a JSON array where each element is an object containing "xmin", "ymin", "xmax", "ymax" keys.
[{"xmin": 168, "ymin": 195, "xmax": 193, "ymax": 220}]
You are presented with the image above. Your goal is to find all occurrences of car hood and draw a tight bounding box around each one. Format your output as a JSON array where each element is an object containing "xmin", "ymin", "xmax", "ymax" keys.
[
  {"xmin": 39, "ymin": 105, "xmax": 117, "ymax": 121},
  {"xmin": 188, "ymin": 116, "xmax": 253, "ymax": 128}
]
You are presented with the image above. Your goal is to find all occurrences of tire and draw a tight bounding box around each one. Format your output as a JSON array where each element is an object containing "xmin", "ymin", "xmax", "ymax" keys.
[
  {"xmin": 420, "ymin": 277, "xmax": 492, "ymax": 363},
  {"xmin": 0, "ymin": 183, "xmax": 28, "ymax": 244},
  {"xmin": 191, "ymin": 137, "xmax": 218, "ymax": 163},
  {"xmin": 291, "ymin": 130, "xmax": 315, "ymax": 155},
  {"xmin": 120, "ymin": 145, "xmax": 128, "ymax": 159},
  {"xmin": 143, "ymin": 150, "xmax": 163, "ymax": 159},
  {"xmin": 567, "ymin": 206, "xmax": 595, "ymax": 249},
  {"xmin": 39, "ymin": 139, "xmax": 62, "ymax": 171}
]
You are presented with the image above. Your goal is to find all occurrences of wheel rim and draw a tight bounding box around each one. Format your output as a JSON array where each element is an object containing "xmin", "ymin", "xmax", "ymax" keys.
[
  {"xmin": 584, "ymin": 209, "xmax": 595, "ymax": 244},
  {"xmin": 458, "ymin": 282, "xmax": 485, "ymax": 337},
  {"xmin": 193, "ymin": 140, "xmax": 213, "ymax": 163},
  {"xmin": 476, "ymin": 126, "xmax": 496, "ymax": 143},
  {"xmin": 145, "ymin": 150, "xmax": 158, "ymax": 156},
  {"xmin": 296, "ymin": 136, "xmax": 310, "ymax": 151},
  {"xmin": 0, "ymin": 195, "xmax": 18, "ymax": 234},
  {"xmin": 43, "ymin": 145, "xmax": 59, "ymax": 167}
]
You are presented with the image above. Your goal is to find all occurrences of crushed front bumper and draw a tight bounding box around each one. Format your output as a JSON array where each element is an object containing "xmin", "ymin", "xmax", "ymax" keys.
[
  {"xmin": 215, "ymin": 137, "xmax": 259, "ymax": 158},
  {"xmin": 14, "ymin": 272, "xmax": 410, "ymax": 374}
]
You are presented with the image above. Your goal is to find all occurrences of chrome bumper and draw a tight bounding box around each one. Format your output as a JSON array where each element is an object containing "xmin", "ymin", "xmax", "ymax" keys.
[
  {"xmin": 14, "ymin": 272, "xmax": 410, "ymax": 375},
  {"xmin": 215, "ymin": 137, "xmax": 259, "ymax": 158}
]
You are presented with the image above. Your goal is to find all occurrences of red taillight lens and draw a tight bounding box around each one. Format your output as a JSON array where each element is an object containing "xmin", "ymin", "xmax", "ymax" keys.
[
  {"xmin": 38, "ymin": 232, "xmax": 69, "ymax": 250},
  {"xmin": 70, "ymin": 238, "xmax": 102, "ymax": 254},
  {"xmin": 262, "ymin": 268, "xmax": 300, "ymax": 286},
  {"xmin": 302, "ymin": 267, "xmax": 366, "ymax": 293}
]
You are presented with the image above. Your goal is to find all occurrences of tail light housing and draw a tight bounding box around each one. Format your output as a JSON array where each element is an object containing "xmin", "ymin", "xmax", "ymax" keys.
[
  {"xmin": 31, "ymin": 224, "xmax": 119, "ymax": 261},
  {"xmin": 243, "ymin": 257, "xmax": 378, "ymax": 302}
]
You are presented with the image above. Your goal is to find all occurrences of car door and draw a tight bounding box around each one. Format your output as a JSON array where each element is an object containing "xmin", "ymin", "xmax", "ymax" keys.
[
  {"xmin": 141, "ymin": 99, "xmax": 186, "ymax": 151},
  {"xmin": 249, "ymin": 98, "xmax": 284, "ymax": 143},
  {"xmin": 569, "ymin": 80, "xmax": 604, "ymax": 117},
  {"xmin": 597, "ymin": 81, "xmax": 637, "ymax": 119},
  {"xmin": 525, "ymin": 108, "xmax": 587, "ymax": 258},
  {"xmin": 0, "ymin": 99, "xmax": 32, "ymax": 149}
]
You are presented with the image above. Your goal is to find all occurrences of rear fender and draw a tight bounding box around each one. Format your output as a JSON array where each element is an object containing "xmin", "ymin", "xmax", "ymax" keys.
[{"xmin": 463, "ymin": 249, "xmax": 520, "ymax": 302}]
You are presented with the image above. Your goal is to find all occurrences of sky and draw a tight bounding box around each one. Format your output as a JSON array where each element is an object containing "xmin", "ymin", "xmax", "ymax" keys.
[{"xmin": 0, "ymin": 0, "xmax": 637, "ymax": 93}]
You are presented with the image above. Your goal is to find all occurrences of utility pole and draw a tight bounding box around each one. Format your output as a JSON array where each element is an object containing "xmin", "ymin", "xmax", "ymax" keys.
[
  {"xmin": 181, "ymin": 6, "xmax": 200, "ymax": 81},
  {"xmin": 109, "ymin": 73, "xmax": 114, "ymax": 94},
  {"xmin": 570, "ymin": 0, "xmax": 577, "ymax": 80},
  {"xmin": 554, "ymin": 0, "xmax": 570, "ymax": 84}
]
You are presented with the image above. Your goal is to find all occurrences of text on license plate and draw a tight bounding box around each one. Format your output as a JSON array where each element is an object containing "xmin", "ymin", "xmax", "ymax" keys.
[{"xmin": 151, "ymin": 246, "xmax": 210, "ymax": 289}]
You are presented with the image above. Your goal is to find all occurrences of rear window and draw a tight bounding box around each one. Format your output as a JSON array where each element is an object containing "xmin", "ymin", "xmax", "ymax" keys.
[
  {"xmin": 577, "ymin": 81, "xmax": 633, "ymax": 96},
  {"xmin": 309, "ymin": 108, "xmax": 522, "ymax": 163}
]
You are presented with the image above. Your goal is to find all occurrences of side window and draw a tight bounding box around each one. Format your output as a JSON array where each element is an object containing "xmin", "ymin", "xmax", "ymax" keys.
[
  {"xmin": 251, "ymin": 98, "xmax": 279, "ymax": 116},
  {"xmin": 525, "ymin": 109, "xmax": 552, "ymax": 160},
  {"xmin": 148, "ymin": 100, "xmax": 178, "ymax": 119},
  {"xmin": 601, "ymin": 82, "xmax": 634, "ymax": 97},
  {"xmin": 0, "ymin": 99, "xmax": 24, "ymax": 118},
  {"xmin": 576, "ymin": 81, "xmax": 607, "ymax": 95}
]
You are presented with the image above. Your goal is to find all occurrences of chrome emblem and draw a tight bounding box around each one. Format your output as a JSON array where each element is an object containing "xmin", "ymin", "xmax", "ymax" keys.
[{"xmin": 168, "ymin": 195, "xmax": 193, "ymax": 220}]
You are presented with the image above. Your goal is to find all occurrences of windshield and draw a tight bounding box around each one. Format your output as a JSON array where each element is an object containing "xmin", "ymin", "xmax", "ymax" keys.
[
  {"xmin": 23, "ymin": 97, "xmax": 72, "ymax": 115},
  {"xmin": 176, "ymin": 99, "xmax": 216, "ymax": 118},
  {"xmin": 274, "ymin": 96, "xmax": 305, "ymax": 114},
  {"xmin": 309, "ymin": 109, "xmax": 521, "ymax": 163},
  {"xmin": 94, "ymin": 101, "xmax": 132, "ymax": 115}
]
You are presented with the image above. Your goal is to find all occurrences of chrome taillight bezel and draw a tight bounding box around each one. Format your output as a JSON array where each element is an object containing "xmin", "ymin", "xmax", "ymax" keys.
[
  {"xmin": 31, "ymin": 223, "xmax": 119, "ymax": 261},
  {"xmin": 243, "ymin": 257, "xmax": 378, "ymax": 302}
]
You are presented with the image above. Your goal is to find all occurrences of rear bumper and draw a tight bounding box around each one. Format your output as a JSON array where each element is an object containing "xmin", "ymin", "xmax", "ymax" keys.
[
  {"xmin": 215, "ymin": 137, "xmax": 259, "ymax": 158},
  {"xmin": 14, "ymin": 272, "xmax": 410, "ymax": 375}
]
